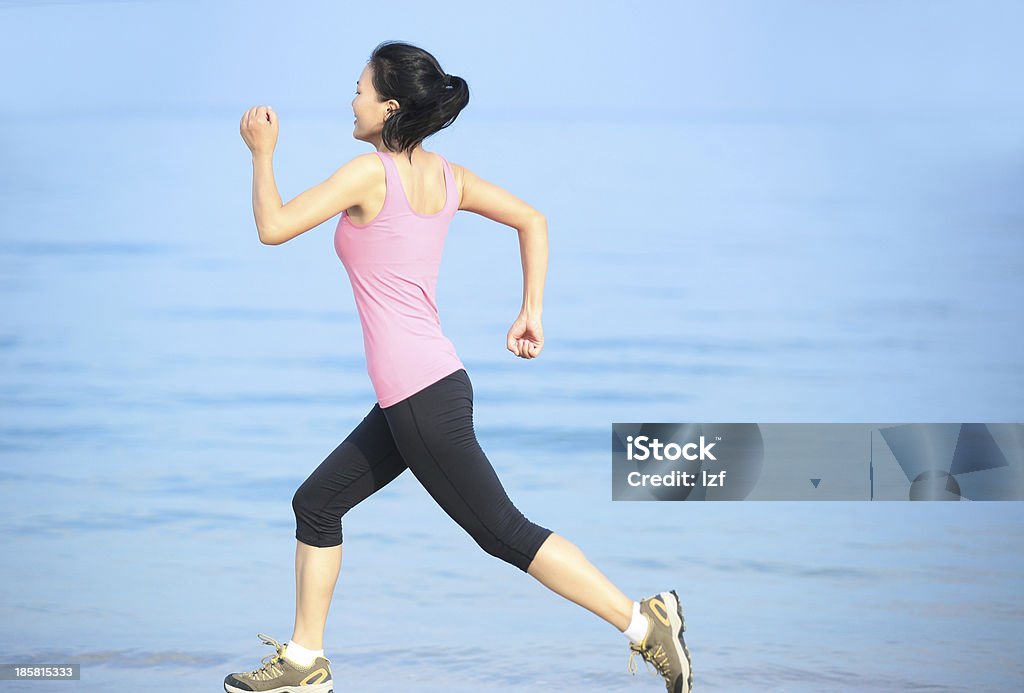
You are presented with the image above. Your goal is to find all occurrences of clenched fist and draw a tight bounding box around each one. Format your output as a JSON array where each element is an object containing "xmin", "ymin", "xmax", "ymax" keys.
[
  {"xmin": 507, "ymin": 313, "xmax": 544, "ymax": 359},
  {"xmin": 240, "ymin": 105, "xmax": 278, "ymax": 157}
]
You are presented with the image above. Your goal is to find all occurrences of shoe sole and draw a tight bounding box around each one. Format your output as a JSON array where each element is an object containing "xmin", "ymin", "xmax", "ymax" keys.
[
  {"xmin": 665, "ymin": 589, "xmax": 693, "ymax": 693},
  {"xmin": 224, "ymin": 683, "xmax": 333, "ymax": 693}
]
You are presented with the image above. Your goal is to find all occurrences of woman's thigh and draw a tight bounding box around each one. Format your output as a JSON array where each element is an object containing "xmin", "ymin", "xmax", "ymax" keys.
[
  {"xmin": 381, "ymin": 368, "xmax": 552, "ymax": 570},
  {"xmin": 293, "ymin": 402, "xmax": 408, "ymax": 547}
]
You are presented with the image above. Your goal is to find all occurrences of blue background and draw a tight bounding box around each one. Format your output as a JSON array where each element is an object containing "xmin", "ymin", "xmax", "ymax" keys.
[{"xmin": 1, "ymin": 0, "xmax": 1022, "ymax": 690}]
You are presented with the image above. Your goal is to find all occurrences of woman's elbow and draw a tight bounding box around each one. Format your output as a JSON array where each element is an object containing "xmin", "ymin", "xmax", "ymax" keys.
[
  {"xmin": 258, "ymin": 228, "xmax": 281, "ymax": 245},
  {"xmin": 520, "ymin": 211, "xmax": 546, "ymax": 229}
]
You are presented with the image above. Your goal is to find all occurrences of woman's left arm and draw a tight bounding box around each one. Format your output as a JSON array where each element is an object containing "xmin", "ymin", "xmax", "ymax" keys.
[
  {"xmin": 240, "ymin": 105, "xmax": 375, "ymax": 245},
  {"xmin": 240, "ymin": 106, "xmax": 281, "ymax": 241},
  {"xmin": 250, "ymin": 153, "xmax": 281, "ymax": 243}
]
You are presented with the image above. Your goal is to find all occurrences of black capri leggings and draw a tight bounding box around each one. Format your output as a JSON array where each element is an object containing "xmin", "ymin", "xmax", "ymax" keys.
[{"xmin": 292, "ymin": 368, "xmax": 554, "ymax": 573}]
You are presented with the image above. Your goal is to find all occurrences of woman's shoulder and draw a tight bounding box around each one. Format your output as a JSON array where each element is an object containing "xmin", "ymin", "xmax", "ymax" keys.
[
  {"xmin": 417, "ymin": 149, "xmax": 466, "ymax": 208},
  {"xmin": 349, "ymin": 151, "xmax": 387, "ymax": 167},
  {"xmin": 443, "ymin": 156, "xmax": 467, "ymax": 203},
  {"xmin": 331, "ymin": 152, "xmax": 388, "ymax": 188},
  {"xmin": 334, "ymin": 151, "xmax": 386, "ymax": 174}
]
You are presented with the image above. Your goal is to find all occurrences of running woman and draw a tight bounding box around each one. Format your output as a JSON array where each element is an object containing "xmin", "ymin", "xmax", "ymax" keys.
[{"xmin": 232, "ymin": 41, "xmax": 692, "ymax": 693}]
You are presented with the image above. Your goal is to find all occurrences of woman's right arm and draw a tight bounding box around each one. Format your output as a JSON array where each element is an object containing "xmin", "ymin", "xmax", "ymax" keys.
[{"xmin": 452, "ymin": 164, "xmax": 548, "ymax": 359}]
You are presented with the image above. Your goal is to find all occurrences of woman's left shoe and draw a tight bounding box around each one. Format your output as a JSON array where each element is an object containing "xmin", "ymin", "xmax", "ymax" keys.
[
  {"xmin": 223, "ymin": 633, "xmax": 334, "ymax": 693},
  {"xmin": 626, "ymin": 589, "xmax": 693, "ymax": 693}
]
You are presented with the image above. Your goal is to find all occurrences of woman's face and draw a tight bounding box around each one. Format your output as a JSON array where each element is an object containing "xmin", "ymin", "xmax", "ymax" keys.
[{"xmin": 352, "ymin": 64, "xmax": 392, "ymax": 143}]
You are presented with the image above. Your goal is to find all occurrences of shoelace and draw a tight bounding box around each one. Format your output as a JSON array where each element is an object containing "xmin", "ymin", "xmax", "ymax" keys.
[
  {"xmin": 627, "ymin": 640, "xmax": 671, "ymax": 680},
  {"xmin": 249, "ymin": 633, "xmax": 287, "ymax": 682}
]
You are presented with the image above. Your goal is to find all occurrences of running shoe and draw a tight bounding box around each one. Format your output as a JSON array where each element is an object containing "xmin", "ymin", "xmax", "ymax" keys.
[
  {"xmin": 626, "ymin": 589, "xmax": 693, "ymax": 693},
  {"xmin": 223, "ymin": 633, "xmax": 333, "ymax": 693}
]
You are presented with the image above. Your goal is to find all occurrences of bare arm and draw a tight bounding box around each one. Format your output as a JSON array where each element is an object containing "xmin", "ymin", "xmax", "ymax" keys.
[
  {"xmin": 454, "ymin": 163, "xmax": 548, "ymax": 358},
  {"xmin": 250, "ymin": 152, "xmax": 380, "ymax": 245},
  {"xmin": 250, "ymin": 152, "xmax": 281, "ymax": 243},
  {"xmin": 515, "ymin": 215, "xmax": 547, "ymax": 319}
]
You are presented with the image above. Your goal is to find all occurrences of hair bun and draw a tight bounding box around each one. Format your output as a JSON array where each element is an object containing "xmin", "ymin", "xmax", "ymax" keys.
[{"xmin": 369, "ymin": 41, "xmax": 469, "ymax": 153}]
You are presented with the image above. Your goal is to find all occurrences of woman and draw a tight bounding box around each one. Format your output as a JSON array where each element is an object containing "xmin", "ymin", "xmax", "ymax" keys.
[{"xmin": 232, "ymin": 41, "xmax": 692, "ymax": 693}]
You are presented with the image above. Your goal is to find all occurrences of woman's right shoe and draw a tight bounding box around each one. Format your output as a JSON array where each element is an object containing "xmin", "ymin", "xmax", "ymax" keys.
[
  {"xmin": 626, "ymin": 589, "xmax": 693, "ymax": 693},
  {"xmin": 223, "ymin": 633, "xmax": 333, "ymax": 693}
]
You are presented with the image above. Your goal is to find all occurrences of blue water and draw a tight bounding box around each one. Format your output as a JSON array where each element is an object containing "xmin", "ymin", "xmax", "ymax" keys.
[{"xmin": 2, "ymin": 1, "xmax": 1024, "ymax": 691}]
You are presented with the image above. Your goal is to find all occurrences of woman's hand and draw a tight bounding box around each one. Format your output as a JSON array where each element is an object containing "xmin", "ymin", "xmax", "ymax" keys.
[
  {"xmin": 240, "ymin": 105, "xmax": 279, "ymax": 157},
  {"xmin": 507, "ymin": 312, "xmax": 544, "ymax": 359}
]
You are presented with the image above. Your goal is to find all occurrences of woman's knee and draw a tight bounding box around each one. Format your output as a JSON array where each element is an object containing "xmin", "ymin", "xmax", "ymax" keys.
[
  {"xmin": 292, "ymin": 482, "xmax": 344, "ymax": 547},
  {"xmin": 469, "ymin": 515, "xmax": 553, "ymax": 572},
  {"xmin": 291, "ymin": 480, "xmax": 317, "ymax": 517}
]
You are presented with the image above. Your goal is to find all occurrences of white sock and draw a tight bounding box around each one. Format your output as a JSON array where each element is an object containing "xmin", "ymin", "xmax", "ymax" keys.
[
  {"xmin": 283, "ymin": 640, "xmax": 324, "ymax": 667},
  {"xmin": 621, "ymin": 601, "xmax": 650, "ymax": 645}
]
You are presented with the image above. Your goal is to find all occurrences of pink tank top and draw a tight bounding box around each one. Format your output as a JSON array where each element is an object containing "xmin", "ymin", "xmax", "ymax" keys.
[{"xmin": 333, "ymin": 150, "xmax": 465, "ymax": 408}]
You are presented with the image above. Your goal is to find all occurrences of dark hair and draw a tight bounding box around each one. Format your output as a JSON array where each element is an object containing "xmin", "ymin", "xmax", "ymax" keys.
[{"xmin": 368, "ymin": 41, "xmax": 470, "ymax": 159}]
